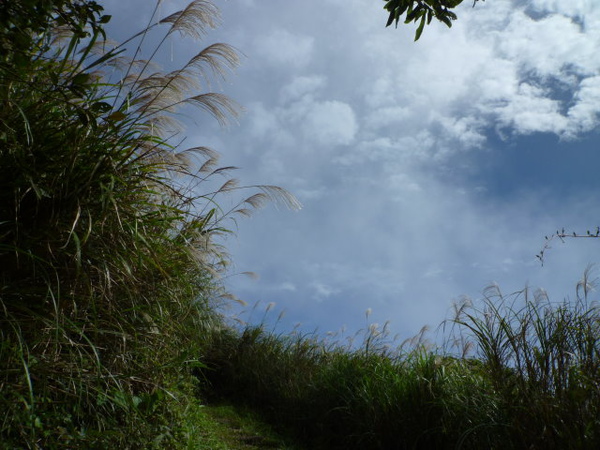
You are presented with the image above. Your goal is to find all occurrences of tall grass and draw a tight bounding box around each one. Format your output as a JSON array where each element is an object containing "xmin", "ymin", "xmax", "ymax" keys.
[
  {"xmin": 199, "ymin": 273, "xmax": 600, "ymax": 449},
  {"xmin": 453, "ymin": 269, "xmax": 600, "ymax": 448},
  {"xmin": 199, "ymin": 315, "xmax": 493, "ymax": 448},
  {"xmin": 0, "ymin": 1, "xmax": 297, "ymax": 447},
  {"xmin": 4, "ymin": 2, "xmax": 599, "ymax": 448}
]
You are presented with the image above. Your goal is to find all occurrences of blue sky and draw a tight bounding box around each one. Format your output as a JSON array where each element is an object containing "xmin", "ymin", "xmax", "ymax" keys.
[{"xmin": 102, "ymin": 0, "xmax": 600, "ymax": 343}]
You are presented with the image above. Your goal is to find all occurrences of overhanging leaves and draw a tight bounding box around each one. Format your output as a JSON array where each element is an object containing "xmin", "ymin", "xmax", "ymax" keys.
[{"xmin": 383, "ymin": 0, "xmax": 482, "ymax": 40}]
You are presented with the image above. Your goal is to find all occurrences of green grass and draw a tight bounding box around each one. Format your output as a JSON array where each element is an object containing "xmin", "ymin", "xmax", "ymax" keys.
[
  {"xmin": 198, "ymin": 277, "xmax": 600, "ymax": 449},
  {"xmin": 0, "ymin": 1, "xmax": 296, "ymax": 447},
  {"xmin": 182, "ymin": 402, "xmax": 303, "ymax": 450},
  {"xmin": 2, "ymin": 1, "xmax": 600, "ymax": 449}
]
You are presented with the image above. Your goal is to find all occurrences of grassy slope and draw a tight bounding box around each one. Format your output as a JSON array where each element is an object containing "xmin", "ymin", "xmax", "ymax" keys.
[
  {"xmin": 0, "ymin": 2, "xmax": 301, "ymax": 447},
  {"xmin": 193, "ymin": 285, "xmax": 600, "ymax": 450}
]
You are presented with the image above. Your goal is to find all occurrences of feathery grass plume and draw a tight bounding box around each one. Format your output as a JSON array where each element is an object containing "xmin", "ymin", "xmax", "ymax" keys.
[
  {"xmin": 0, "ymin": 0, "xmax": 298, "ymax": 446},
  {"xmin": 453, "ymin": 271, "xmax": 600, "ymax": 447},
  {"xmin": 160, "ymin": 0, "xmax": 221, "ymax": 39},
  {"xmin": 198, "ymin": 272, "xmax": 600, "ymax": 449},
  {"xmin": 199, "ymin": 316, "xmax": 494, "ymax": 449}
]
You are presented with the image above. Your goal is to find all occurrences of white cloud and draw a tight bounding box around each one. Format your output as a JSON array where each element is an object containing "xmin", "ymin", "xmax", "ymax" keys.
[
  {"xmin": 301, "ymin": 100, "xmax": 357, "ymax": 146},
  {"xmin": 230, "ymin": 0, "xmax": 600, "ymax": 339},
  {"xmin": 249, "ymin": 89, "xmax": 357, "ymax": 150},
  {"xmin": 365, "ymin": 106, "xmax": 410, "ymax": 130},
  {"xmin": 495, "ymin": 82, "xmax": 568, "ymax": 135},
  {"xmin": 280, "ymin": 75, "xmax": 327, "ymax": 102},
  {"xmin": 273, "ymin": 282, "xmax": 297, "ymax": 292},
  {"xmin": 528, "ymin": 0, "xmax": 600, "ymax": 20},
  {"xmin": 566, "ymin": 75, "xmax": 600, "ymax": 137},
  {"xmin": 102, "ymin": 0, "xmax": 600, "ymax": 340},
  {"xmin": 497, "ymin": 11, "xmax": 589, "ymax": 77},
  {"xmin": 462, "ymin": 2, "xmax": 600, "ymax": 139},
  {"xmin": 254, "ymin": 29, "xmax": 315, "ymax": 68},
  {"xmin": 311, "ymin": 282, "xmax": 341, "ymax": 300},
  {"xmin": 351, "ymin": 0, "xmax": 600, "ymax": 151},
  {"xmin": 432, "ymin": 116, "xmax": 486, "ymax": 149},
  {"xmin": 247, "ymin": 102, "xmax": 278, "ymax": 139}
]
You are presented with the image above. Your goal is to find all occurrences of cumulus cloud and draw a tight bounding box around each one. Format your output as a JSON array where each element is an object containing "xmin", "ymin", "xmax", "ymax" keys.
[
  {"xmin": 566, "ymin": 75, "xmax": 600, "ymax": 137},
  {"xmin": 348, "ymin": 0, "xmax": 600, "ymax": 151},
  {"xmin": 217, "ymin": 0, "xmax": 600, "ymax": 338},
  {"xmin": 494, "ymin": 82, "xmax": 568, "ymax": 135},
  {"xmin": 103, "ymin": 0, "xmax": 600, "ymax": 339},
  {"xmin": 461, "ymin": 2, "xmax": 600, "ymax": 140},
  {"xmin": 248, "ymin": 76, "xmax": 357, "ymax": 151},
  {"xmin": 528, "ymin": 0, "xmax": 600, "ymax": 21}
]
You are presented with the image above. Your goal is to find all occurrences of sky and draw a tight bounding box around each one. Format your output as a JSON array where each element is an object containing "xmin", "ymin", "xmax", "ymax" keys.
[{"xmin": 101, "ymin": 0, "xmax": 600, "ymax": 345}]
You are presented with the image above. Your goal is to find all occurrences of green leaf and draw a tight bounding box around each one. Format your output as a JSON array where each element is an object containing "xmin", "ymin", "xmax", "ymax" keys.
[
  {"xmin": 386, "ymin": 10, "xmax": 397, "ymax": 27},
  {"xmin": 415, "ymin": 15, "xmax": 426, "ymax": 41},
  {"xmin": 439, "ymin": 13, "xmax": 453, "ymax": 27},
  {"xmin": 106, "ymin": 111, "xmax": 127, "ymax": 122},
  {"xmin": 91, "ymin": 101, "xmax": 112, "ymax": 113},
  {"xmin": 397, "ymin": 3, "xmax": 410, "ymax": 21},
  {"xmin": 71, "ymin": 72, "xmax": 91, "ymax": 85},
  {"xmin": 405, "ymin": 5, "xmax": 419, "ymax": 24}
]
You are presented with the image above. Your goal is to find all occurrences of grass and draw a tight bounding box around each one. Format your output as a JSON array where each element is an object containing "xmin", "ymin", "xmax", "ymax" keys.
[
  {"xmin": 2, "ymin": 1, "xmax": 600, "ymax": 449},
  {"xmin": 0, "ymin": 1, "xmax": 296, "ymax": 447},
  {"xmin": 183, "ymin": 402, "xmax": 302, "ymax": 449},
  {"xmin": 198, "ymin": 273, "xmax": 600, "ymax": 449}
]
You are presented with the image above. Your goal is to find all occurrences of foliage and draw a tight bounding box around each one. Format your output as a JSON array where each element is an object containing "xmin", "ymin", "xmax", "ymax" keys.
[
  {"xmin": 383, "ymin": 0, "xmax": 483, "ymax": 40},
  {"xmin": 452, "ymin": 273, "xmax": 600, "ymax": 447},
  {"xmin": 0, "ymin": 0, "xmax": 106, "ymax": 60},
  {"xmin": 0, "ymin": 0, "xmax": 297, "ymax": 446},
  {"xmin": 199, "ymin": 273, "xmax": 600, "ymax": 449},
  {"xmin": 199, "ymin": 318, "xmax": 493, "ymax": 449}
]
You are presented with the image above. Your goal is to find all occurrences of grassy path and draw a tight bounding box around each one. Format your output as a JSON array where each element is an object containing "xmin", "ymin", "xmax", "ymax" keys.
[{"xmin": 184, "ymin": 401, "xmax": 302, "ymax": 449}]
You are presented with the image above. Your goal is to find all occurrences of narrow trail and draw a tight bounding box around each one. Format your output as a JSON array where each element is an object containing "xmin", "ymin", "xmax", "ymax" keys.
[{"xmin": 191, "ymin": 402, "xmax": 302, "ymax": 449}]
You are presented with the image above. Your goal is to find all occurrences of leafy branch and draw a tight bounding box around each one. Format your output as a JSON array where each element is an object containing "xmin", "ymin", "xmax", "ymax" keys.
[{"xmin": 383, "ymin": 0, "xmax": 483, "ymax": 41}]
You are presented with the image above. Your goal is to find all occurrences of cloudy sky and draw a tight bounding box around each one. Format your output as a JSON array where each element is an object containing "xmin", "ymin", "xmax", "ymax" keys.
[{"xmin": 102, "ymin": 0, "xmax": 600, "ymax": 343}]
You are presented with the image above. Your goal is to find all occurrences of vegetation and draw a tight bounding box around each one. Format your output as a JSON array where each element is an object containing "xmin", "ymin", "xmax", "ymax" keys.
[
  {"xmin": 201, "ymin": 275, "xmax": 600, "ymax": 449},
  {"xmin": 2, "ymin": 0, "xmax": 599, "ymax": 449},
  {"xmin": 0, "ymin": 0, "xmax": 296, "ymax": 447},
  {"xmin": 383, "ymin": 0, "xmax": 483, "ymax": 41}
]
